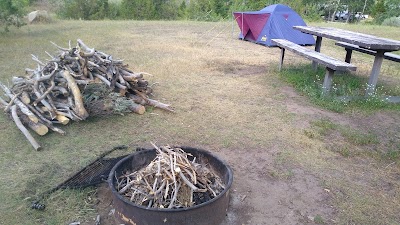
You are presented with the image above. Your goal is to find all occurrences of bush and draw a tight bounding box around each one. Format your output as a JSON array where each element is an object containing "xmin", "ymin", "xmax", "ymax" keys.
[
  {"xmin": 0, "ymin": 0, "xmax": 28, "ymax": 31},
  {"xmin": 382, "ymin": 16, "xmax": 400, "ymax": 27},
  {"xmin": 55, "ymin": 0, "xmax": 109, "ymax": 20}
]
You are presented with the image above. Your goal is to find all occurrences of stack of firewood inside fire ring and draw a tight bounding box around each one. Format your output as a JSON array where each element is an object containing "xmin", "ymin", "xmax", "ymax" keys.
[{"xmin": 0, "ymin": 39, "xmax": 173, "ymax": 150}]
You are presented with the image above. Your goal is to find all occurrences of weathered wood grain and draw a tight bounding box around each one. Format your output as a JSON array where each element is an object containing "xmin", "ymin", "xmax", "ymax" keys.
[
  {"xmin": 293, "ymin": 26, "xmax": 400, "ymax": 51},
  {"xmin": 271, "ymin": 39, "xmax": 357, "ymax": 71}
]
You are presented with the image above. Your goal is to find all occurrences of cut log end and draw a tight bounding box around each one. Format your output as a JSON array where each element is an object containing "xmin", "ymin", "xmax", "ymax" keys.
[
  {"xmin": 129, "ymin": 102, "xmax": 146, "ymax": 115},
  {"xmin": 56, "ymin": 114, "xmax": 70, "ymax": 125}
]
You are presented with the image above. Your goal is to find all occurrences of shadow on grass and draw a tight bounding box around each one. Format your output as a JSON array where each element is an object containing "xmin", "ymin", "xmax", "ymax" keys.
[{"xmin": 279, "ymin": 64, "xmax": 400, "ymax": 112}]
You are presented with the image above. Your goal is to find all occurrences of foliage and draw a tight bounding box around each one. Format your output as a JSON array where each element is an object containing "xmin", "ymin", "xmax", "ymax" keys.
[
  {"xmin": 0, "ymin": 0, "xmax": 28, "ymax": 31},
  {"xmin": 372, "ymin": 0, "xmax": 400, "ymax": 24},
  {"xmin": 382, "ymin": 16, "xmax": 400, "ymax": 27},
  {"xmin": 45, "ymin": 0, "xmax": 400, "ymax": 23},
  {"xmin": 56, "ymin": 0, "xmax": 109, "ymax": 20}
]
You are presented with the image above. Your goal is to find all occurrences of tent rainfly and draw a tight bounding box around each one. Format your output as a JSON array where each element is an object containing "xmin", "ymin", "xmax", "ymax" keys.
[{"xmin": 233, "ymin": 4, "xmax": 315, "ymax": 47}]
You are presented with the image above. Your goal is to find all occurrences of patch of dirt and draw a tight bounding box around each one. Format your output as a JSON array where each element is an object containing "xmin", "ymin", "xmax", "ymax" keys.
[
  {"xmin": 91, "ymin": 146, "xmax": 336, "ymax": 225},
  {"xmin": 86, "ymin": 184, "xmax": 117, "ymax": 225},
  {"xmin": 220, "ymin": 147, "xmax": 336, "ymax": 225}
]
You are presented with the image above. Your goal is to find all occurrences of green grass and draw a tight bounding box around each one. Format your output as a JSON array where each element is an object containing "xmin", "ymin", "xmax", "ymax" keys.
[{"xmin": 280, "ymin": 65, "xmax": 400, "ymax": 113}]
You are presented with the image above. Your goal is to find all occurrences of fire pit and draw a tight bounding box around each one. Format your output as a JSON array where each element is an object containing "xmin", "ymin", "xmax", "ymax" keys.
[{"xmin": 108, "ymin": 146, "xmax": 233, "ymax": 225}]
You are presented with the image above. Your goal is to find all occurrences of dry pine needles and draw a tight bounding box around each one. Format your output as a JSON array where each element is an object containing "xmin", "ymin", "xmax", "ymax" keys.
[{"xmin": 115, "ymin": 144, "xmax": 225, "ymax": 209}]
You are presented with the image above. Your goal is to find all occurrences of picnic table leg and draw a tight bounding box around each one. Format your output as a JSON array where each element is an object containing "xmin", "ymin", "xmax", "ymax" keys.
[
  {"xmin": 322, "ymin": 68, "xmax": 334, "ymax": 95},
  {"xmin": 278, "ymin": 48, "xmax": 285, "ymax": 71},
  {"xmin": 345, "ymin": 48, "xmax": 353, "ymax": 63},
  {"xmin": 312, "ymin": 36, "xmax": 322, "ymax": 70},
  {"xmin": 365, "ymin": 50, "xmax": 384, "ymax": 96}
]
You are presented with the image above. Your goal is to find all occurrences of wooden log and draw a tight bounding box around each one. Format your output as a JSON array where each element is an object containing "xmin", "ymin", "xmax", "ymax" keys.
[
  {"xmin": 77, "ymin": 39, "xmax": 95, "ymax": 57},
  {"xmin": 20, "ymin": 114, "xmax": 49, "ymax": 136},
  {"xmin": 53, "ymin": 86, "xmax": 69, "ymax": 97},
  {"xmin": 60, "ymin": 70, "xmax": 89, "ymax": 120},
  {"xmin": 94, "ymin": 73, "xmax": 111, "ymax": 86},
  {"xmin": 3, "ymin": 93, "xmax": 21, "ymax": 112},
  {"xmin": 128, "ymin": 94, "xmax": 147, "ymax": 105},
  {"xmin": 11, "ymin": 105, "xmax": 41, "ymax": 150},
  {"xmin": 0, "ymin": 83, "xmax": 39, "ymax": 123},
  {"xmin": 133, "ymin": 90, "xmax": 174, "ymax": 112},
  {"xmin": 119, "ymin": 69, "xmax": 143, "ymax": 80},
  {"xmin": 146, "ymin": 98, "xmax": 174, "ymax": 112},
  {"xmin": 24, "ymin": 103, "xmax": 66, "ymax": 135},
  {"xmin": 33, "ymin": 76, "xmax": 56, "ymax": 105},
  {"xmin": 32, "ymin": 72, "xmax": 57, "ymax": 119},
  {"xmin": 129, "ymin": 101, "xmax": 146, "ymax": 115},
  {"xmin": 55, "ymin": 114, "xmax": 70, "ymax": 125},
  {"xmin": 20, "ymin": 91, "xmax": 31, "ymax": 104}
]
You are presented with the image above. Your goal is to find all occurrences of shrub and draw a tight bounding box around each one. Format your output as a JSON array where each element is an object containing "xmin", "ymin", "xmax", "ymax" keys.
[
  {"xmin": 0, "ymin": 0, "xmax": 28, "ymax": 31},
  {"xmin": 382, "ymin": 16, "xmax": 400, "ymax": 27},
  {"xmin": 55, "ymin": 0, "xmax": 109, "ymax": 20}
]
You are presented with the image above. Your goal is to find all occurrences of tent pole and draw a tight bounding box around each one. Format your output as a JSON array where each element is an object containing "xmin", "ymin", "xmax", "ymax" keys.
[{"xmin": 241, "ymin": 12, "xmax": 243, "ymax": 39}]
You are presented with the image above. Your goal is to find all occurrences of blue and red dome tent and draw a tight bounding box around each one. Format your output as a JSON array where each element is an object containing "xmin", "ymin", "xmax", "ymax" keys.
[{"xmin": 233, "ymin": 4, "xmax": 315, "ymax": 47}]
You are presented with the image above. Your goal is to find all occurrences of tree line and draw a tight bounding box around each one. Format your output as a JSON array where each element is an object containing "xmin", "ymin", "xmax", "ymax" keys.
[{"xmin": 1, "ymin": 0, "xmax": 400, "ymax": 31}]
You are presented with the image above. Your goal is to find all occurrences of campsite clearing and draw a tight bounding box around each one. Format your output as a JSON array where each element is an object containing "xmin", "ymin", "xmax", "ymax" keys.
[{"xmin": 0, "ymin": 20, "xmax": 400, "ymax": 225}]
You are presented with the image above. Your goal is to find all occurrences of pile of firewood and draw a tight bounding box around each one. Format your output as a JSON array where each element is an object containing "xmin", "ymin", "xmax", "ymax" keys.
[
  {"xmin": 115, "ymin": 144, "xmax": 225, "ymax": 209},
  {"xmin": 0, "ymin": 39, "xmax": 173, "ymax": 150}
]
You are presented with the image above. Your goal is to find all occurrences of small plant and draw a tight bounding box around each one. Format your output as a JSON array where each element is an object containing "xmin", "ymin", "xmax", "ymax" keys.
[
  {"xmin": 383, "ymin": 149, "xmax": 400, "ymax": 160},
  {"xmin": 314, "ymin": 214, "xmax": 325, "ymax": 224},
  {"xmin": 339, "ymin": 128, "xmax": 379, "ymax": 146},
  {"xmin": 311, "ymin": 118, "xmax": 338, "ymax": 136}
]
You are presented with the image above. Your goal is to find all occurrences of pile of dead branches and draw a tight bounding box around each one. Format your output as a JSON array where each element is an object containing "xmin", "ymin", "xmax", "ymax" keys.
[
  {"xmin": 115, "ymin": 144, "xmax": 225, "ymax": 209},
  {"xmin": 0, "ymin": 39, "xmax": 173, "ymax": 150}
]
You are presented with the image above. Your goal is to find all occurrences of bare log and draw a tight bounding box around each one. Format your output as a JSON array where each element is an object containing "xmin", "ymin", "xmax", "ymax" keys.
[
  {"xmin": 129, "ymin": 101, "xmax": 146, "ymax": 115},
  {"xmin": 53, "ymin": 86, "xmax": 69, "ymax": 96},
  {"xmin": 60, "ymin": 70, "xmax": 89, "ymax": 119},
  {"xmin": 0, "ymin": 83, "xmax": 39, "ymax": 123},
  {"xmin": 19, "ymin": 114, "xmax": 49, "ymax": 136},
  {"xmin": 33, "ymin": 76, "xmax": 56, "ymax": 105},
  {"xmin": 134, "ymin": 90, "xmax": 174, "ymax": 112},
  {"xmin": 25, "ymin": 103, "xmax": 66, "ymax": 135},
  {"xmin": 77, "ymin": 39, "xmax": 95, "ymax": 57},
  {"xmin": 55, "ymin": 114, "xmax": 70, "ymax": 125},
  {"xmin": 11, "ymin": 105, "xmax": 41, "ymax": 150},
  {"xmin": 4, "ymin": 93, "xmax": 21, "ymax": 112},
  {"xmin": 20, "ymin": 91, "xmax": 31, "ymax": 104}
]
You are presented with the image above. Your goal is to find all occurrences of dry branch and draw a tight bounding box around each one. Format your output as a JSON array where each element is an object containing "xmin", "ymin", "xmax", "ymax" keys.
[
  {"xmin": 116, "ymin": 144, "xmax": 225, "ymax": 209},
  {"xmin": 11, "ymin": 105, "xmax": 41, "ymax": 150}
]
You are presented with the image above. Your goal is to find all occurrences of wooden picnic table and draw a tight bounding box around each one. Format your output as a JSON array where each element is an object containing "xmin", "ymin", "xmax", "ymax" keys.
[{"xmin": 293, "ymin": 26, "xmax": 400, "ymax": 96}]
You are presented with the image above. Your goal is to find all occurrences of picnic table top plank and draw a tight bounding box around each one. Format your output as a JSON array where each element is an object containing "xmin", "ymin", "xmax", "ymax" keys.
[
  {"xmin": 293, "ymin": 26, "xmax": 400, "ymax": 51},
  {"xmin": 272, "ymin": 39, "xmax": 357, "ymax": 71}
]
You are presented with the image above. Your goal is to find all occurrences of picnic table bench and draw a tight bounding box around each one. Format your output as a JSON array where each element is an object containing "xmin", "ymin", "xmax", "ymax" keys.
[
  {"xmin": 272, "ymin": 39, "xmax": 357, "ymax": 94},
  {"xmin": 335, "ymin": 41, "xmax": 400, "ymax": 63}
]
